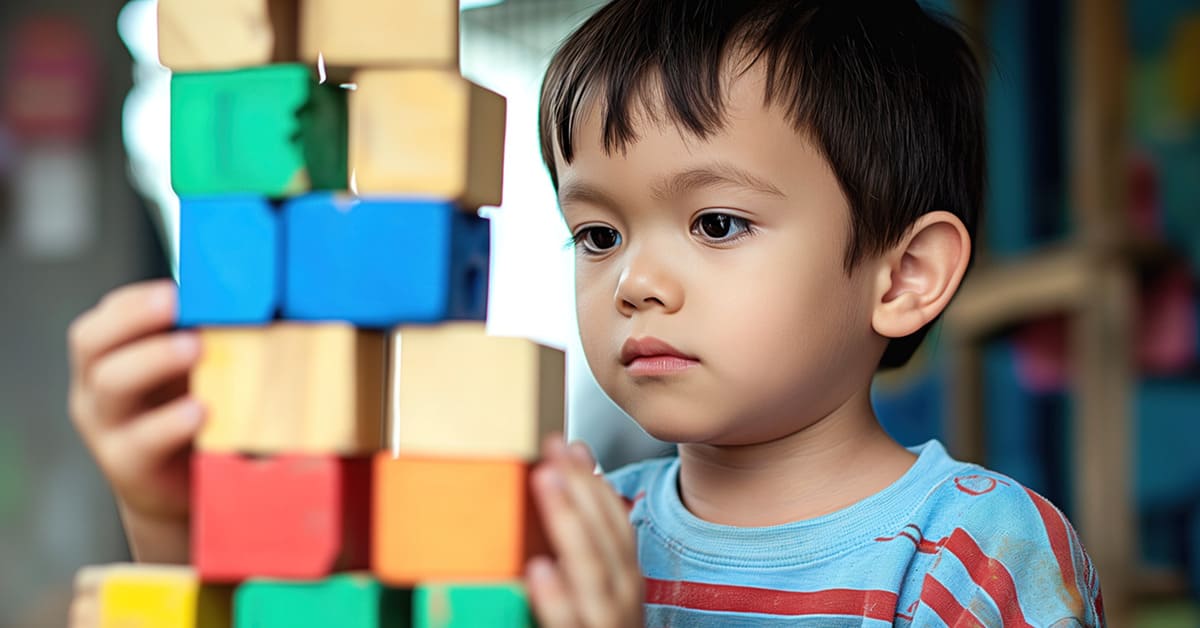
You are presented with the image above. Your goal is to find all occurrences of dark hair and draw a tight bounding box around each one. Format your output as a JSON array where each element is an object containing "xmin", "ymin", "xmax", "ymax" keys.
[{"xmin": 538, "ymin": 0, "xmax": 985, "ymax": 370}]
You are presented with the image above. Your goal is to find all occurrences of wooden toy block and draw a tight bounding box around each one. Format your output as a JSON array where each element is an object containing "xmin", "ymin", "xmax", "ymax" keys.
[
  {"xmin": 372, "ymin": 454, "xmax": 549, "ymax": 584},
  {"xmin": 178, "ymin": 196, "xmax": 280, "ymax": 327},
  {"xmin": 79, "ymin": 563, "xmax": 232, "ymax": 628},
  {"xmin": 299, "ymin": 0, "xmax": 458, "ymax": 69},
  {"xmin": 158, "ymin": 0, "xmax": 297, "ymax": 71},
  {"xmin": 283, "ymin": 194, "xmax": 489, "ymax": 328},
  {"xmin": 171, "ymin": 64, "xmax": 347, "ymax": 197},
  {"xmin": 414, "ymin": 582, "xmax": 534, "ymax": 628},
  {"xmin": 235, "ymin": 574, "xmax": 411, "ymax": 626},
  {"xmin": 350, "ymin": 69, "xmax": 505, "ymax": 208},
  {"xmin": 193, "ymin": 453, "xmax": 372, "ymax": 583},
  {"xmin": 193, "ymin": 323, "xmax": 386, "ymax": 455},
  {"xmin": 391, "ymin": 322, "xmax": 564, "ymax": 460}
]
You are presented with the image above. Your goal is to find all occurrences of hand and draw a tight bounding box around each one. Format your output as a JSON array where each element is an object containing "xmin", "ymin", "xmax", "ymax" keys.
[
  {"xmin": 68, "ymin": 280, "xmax": 202, "ymax": 560},
  {"xmin": 526, "ymin": 436, "xmax": 643, "ymax": 628}
]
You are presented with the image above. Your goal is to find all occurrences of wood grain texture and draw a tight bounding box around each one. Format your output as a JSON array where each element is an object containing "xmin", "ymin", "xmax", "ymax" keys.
[
  {"xmin": 299, "ymin": 0, "xmax": 458, "ymax": 68},
  {"xmin": 194, "ymin": 323, "xmax": 387, "ymax": 455},
  {"xmin": 390, "ymin": 322, "xmax": 564, "ymax": 461},
  {"xmin": 350, "ymin": 69, "xmax": 506, "ymax": 208},
  {"xmin": 372, "ymin": 454, "xmax": 548, "ymax": 584},
  {"xmin": 158, "ymin": 0, "xmax": 297, "ymax": 71}
]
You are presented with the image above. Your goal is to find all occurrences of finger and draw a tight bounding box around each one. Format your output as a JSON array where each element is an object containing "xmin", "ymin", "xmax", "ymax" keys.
[
  {"xmin": 565, "ymin": 441, "xmax": 598, "ymax": 472},
  {"xmin": 533, "ymin": 462, "xmax": 614, "ymax": 626},
  {"xmin": 69, "ymin": 280, "xmax": 178, "ymax": 379},
  {"xmin": 526, "ymin": 556, "xmax": 579, "ymax": 628},
  {"xmin": 559, "ymin": 463, "xmax": 631, "ymax": 586},
  {"xmin": 88, "ymin": 331, "xmax": 201, "ymax": 425},
  {"xmin": 104, "ymin": 396, "xmax": 204, "ymax": 475}
]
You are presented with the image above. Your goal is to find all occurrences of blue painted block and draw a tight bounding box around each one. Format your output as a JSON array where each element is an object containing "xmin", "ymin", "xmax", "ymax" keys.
[
  {"xmin": 283, "ymin": 194, "xmax": 489, "ymax": 327},
  {"xmin": 178, "ymin": 196, "xmax": 281, "ymax": 327}
]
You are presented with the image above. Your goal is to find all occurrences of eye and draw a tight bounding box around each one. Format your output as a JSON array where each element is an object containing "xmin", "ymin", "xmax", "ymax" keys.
[
  {"xmin": 571, "ymin": 226, "xmax": 622, "ymax": 255},
  {"xmin": 691, "ymin": 213, "xmax": 754, "ymax": 243}
]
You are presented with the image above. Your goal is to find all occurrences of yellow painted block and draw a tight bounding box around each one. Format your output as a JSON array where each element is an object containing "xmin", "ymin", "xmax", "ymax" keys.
[
  {"xmin": 391, "ymin": 322, "xmax": 564, "ymax": 460},
  {"xmin": 299, "ymin": 0, "xmax": 458, "ymax": 68},
  {"xmin": 157, "ymin": 0, "xmax": 297, "ymax": 71},
  {"xmin": 89, "ymin": 564, "xmax": 231, "ymax": 628},
  {"xmin": 350, "ymin": 69, "xmax": 506, "ymax": 209},
  {"xmin": 194, "ymin": 323, "xmax": 387, "ymax": 455}
]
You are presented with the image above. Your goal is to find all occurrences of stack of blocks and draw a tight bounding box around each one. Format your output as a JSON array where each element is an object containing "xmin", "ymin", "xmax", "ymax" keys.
[{"xmin": 80, "ymin": 1, "xmax": 565, "ymax": 625}]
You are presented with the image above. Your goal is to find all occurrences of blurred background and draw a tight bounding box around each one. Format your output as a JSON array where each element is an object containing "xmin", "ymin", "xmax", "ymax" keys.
[{"xmin": 0, "ymin": 0, "xmax": 1195, "ymax": 626}]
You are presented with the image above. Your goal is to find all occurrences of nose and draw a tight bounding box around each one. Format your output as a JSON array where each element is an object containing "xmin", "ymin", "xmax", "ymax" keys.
[{"xmin": 614, "ymin": 247, "xmax": 684, "ymax": 316}]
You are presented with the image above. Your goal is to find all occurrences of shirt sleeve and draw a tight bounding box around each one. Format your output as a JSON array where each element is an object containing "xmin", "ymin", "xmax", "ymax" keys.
[{"xmin": 908, "ymin": 480, "xmax": 1104, "ymax": 627}]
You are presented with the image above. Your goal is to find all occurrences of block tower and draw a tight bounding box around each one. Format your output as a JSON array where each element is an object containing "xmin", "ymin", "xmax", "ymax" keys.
[{"xmin": 75, "ymin": 2, "xmax": 565, "ymax": 626}]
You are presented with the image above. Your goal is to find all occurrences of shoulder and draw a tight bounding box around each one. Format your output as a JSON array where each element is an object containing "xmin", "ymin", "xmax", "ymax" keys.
[
  {"xmin": 908, "ymin": 462, "xmax": 1104, "ymax": 627},
  {"xmin": 603, "ymin": 456, "xmax": 676, "ymax": 502}
]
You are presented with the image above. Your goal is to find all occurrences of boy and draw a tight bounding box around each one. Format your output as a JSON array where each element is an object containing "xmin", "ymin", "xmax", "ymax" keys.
[{"xmin": 69, "ymin": 0, "xmax": 1102, "ymax": 626}]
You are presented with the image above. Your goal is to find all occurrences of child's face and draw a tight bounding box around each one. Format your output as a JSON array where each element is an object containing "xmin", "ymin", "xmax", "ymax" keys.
[{"xmin": 555, "ymin": 68, "xmax": 886, "ymax": 447}]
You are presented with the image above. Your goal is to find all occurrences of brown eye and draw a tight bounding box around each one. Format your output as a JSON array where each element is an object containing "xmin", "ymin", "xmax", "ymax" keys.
[
  {"xmin": 574, "ymin": 226, "xmax": 622, "ymax": 254},
  {"xmin": 692, "ymin": 213, "xmax": 752, "ymax": 242}
]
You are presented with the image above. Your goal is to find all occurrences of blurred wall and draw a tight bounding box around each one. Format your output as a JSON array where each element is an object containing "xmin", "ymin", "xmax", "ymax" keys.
[{"xmin": 0, "ymin": 0, "xmax": 169, "ymax": 625}]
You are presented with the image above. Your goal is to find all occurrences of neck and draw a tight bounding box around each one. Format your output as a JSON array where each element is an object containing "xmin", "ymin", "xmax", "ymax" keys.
[{"xmin": 676, "ymin": 386, "xmax": 917, "ymax": 526}]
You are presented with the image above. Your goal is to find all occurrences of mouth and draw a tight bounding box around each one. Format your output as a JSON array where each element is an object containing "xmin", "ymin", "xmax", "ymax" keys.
[{"xmin": 619, "ymin": 336, "xmax": 700, "ymax": 376}]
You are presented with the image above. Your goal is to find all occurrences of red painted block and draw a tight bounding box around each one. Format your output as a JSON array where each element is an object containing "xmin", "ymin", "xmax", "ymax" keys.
[{"xmin": 192, "ymin": 453, "xmax": 371, "ymax": 583}]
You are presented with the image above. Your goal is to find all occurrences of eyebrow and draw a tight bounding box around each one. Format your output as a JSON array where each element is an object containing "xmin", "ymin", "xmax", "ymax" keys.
[{"xmin": 558, "ymin": 162, "xmax": 785, "ymax": 209}]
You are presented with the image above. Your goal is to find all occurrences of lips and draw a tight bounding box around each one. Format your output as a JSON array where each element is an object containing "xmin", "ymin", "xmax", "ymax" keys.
[{"xmin": 619, "ymin": 337, "xmax": 698, "ymax": 366}]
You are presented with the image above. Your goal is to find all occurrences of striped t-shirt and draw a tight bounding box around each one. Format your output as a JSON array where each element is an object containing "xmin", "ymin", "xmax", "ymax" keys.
[{"xmin": 606, "ymin": 440, "xmax": 1104, "ymax": 627}]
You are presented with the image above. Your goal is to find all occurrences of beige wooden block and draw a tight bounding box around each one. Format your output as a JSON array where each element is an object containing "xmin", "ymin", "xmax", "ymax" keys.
[
  {"xmin": 350, "ymin": 69, "xmax": 506, "ymax": 209},
  {"xmin": 391, "ymin": 322, "xmax": 564, "ymax": 460},
  {"xmin": 299, "ymin": 0, "xmax": 458, "ymax": 68},
  {"xmin": 158, "ymin": 0, "xmax": 297, "ymax": 71},
  {"xmin": 194, "ymin": 323, "xmax": 387, "ymax": 455},
  {"xmin": 72, "ymin": 564, "xmax": 231, "ymax": 628}
]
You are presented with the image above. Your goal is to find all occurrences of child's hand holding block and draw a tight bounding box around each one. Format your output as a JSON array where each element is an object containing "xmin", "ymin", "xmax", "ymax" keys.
[
  {"xmin": 193, "ymin": 454, "xmax": 372, "ymax": 582},
  {"xmin": 72, "ymin": 563, "xmax": 232, "ymax": 628},
  {"xmin": 193, "ymin": 323, "xmax": 386, "ymax": 455},
  {"xmin": 157, "ymin": 0, "xmax": 297, "ymax": 71},
  {"xmin": 171, "ymin": 64, "xmax": 347, "ymax": 197},
  {"xmin": 372, "ymin": 456, "xmax": 548, "ymax": 584},
  {"xmin": 300, "ymin": 0, "xmax": 458, "ymax": 69},
  {"xmin": 391, "ymin": 322, "xmax": 564, "ymax": 460},
  {"xmin": 350, "ymin": 70, "xmax": 505, "ymax": 208}
]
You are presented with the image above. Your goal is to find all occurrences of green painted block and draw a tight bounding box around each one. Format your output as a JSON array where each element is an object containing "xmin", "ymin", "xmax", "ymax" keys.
[
  {"xmin": 234, "ymin": 574, "xmax": 411, "ymax": 627},
  {"xmin": 414, "ymin": 582, "xmax": 534, "ymax": 628},
  {"xmin": 171, "ymin": 63, "xmax": 347, "ymax": 197}
]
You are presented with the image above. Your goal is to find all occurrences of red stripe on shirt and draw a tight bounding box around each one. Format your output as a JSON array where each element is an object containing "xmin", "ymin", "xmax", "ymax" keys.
[
  {"xmin": 944, "ymin": 528, "xmax": 1034, "ymax": 627},
  {"xmin": 643, "ymin": 578, "xmax": 897, "ymax": 620},
  {"xmin": 919, "ymin": 574, "xmax": 986, "ymax": 627},
  {"xmin": 1025, "ymin": 487, "xmax": 1086, "ymax": 618}
]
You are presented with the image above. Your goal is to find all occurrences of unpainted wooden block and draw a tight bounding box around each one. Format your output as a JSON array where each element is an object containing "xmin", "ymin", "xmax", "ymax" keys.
[
  {"xmin": 178, "ymin": 196, "xmax": 281, "ymax": 327},
  {"xmin": 193, "ymin": 323, "xmax": 386, "ymax": 455},
  {"xmin": 372, "ymin": 454, "xmax": 549, "ymax": 584},
  {"xmin": 391, "ymin": 322, "xmax": 564, "ymax": 461},
  {"xmin": 414, "ymin": 582, "xmax": 534, "ymax": 628},
  {"xmin": 171, "ymin": 64, "xmax": 347, "ymax": 197},
  {"xmin": 235, "ymin": 574, "xmax": 411, "ymax": 626},
  {"xmin": 283, "ymin": 194, "xmax": 489, "ymax": 327},
  {"xmin": 299, "ymin": 0, "xmax": 458, "ymax": 69},
  {"xmin": 193, "ymin": 453, "xmax": 372, "ymax": 583},
  {"xmin": 350, "ymin": 69, "xmax": 505, "ymax": 208},
  {"xmin": 158, "ymin": 0, "xmax": 298, "ymax": 71},
  {"xmin": 76, "ymin": 563, "xmax": 232, "ymax": 628}
]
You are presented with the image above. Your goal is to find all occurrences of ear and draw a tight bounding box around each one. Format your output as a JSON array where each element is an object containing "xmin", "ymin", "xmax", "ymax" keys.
[{"xmin": 871, "ymin": 211, "xmax": 971, "ymax": 339}]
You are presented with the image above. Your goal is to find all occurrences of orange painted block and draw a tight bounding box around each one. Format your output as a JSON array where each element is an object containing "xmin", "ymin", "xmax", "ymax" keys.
[{"xmin": 372, "ymin": 454, "xmax": 548, "ymax": 585}]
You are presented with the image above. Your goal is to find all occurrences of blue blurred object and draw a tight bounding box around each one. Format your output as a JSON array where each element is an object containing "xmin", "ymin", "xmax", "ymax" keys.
[
  {"xmin": 1136, "ymin": 379, "xmax": 1200, "ymax": 511},
  {"xmin": 282, "ymin": 194, "xmax": 490, "ymax": 328},
  {"xmin": 177, "ymin": 196, "xmax": 281, "ymax": 327},
  {"xmin": 872, "ymin": 359, "xmax": 945, "ymax": 448}
]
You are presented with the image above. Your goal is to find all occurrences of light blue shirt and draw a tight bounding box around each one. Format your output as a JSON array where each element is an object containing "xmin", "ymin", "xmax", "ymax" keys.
[{"xmin": 606, "ymin": 440, "xmax": 1104, "ymax": 627}]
